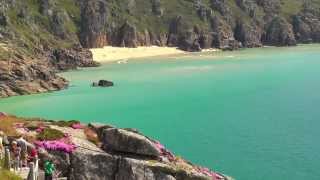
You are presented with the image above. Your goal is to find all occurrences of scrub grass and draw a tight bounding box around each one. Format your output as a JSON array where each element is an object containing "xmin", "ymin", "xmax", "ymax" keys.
[
  {"xmin": 0, "ymin": 159, "xmax": 22, "ymax": 180},
  {"xmin": 0, "ymin": 116, "xmax": 25, "ymax": 137},
  {"xmin": 36, "ymin": 128, "xmax": 65, "ymax": 141},
  {"xmin": 50, "ymin": 120, "xmax": 80, "ymax": 128}
]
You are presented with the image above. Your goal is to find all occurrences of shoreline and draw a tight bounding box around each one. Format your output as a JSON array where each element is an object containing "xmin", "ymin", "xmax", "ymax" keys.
[{"xmin": 90, "ymin": 46, "xmax": 219, "ymax": 63}]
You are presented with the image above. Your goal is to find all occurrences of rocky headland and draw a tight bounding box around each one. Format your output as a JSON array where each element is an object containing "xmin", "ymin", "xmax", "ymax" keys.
[
  {"xmin": 0, "ymin": 0, "xmax": 320, "ymax": 98},
  {"xmin": 0, "ymin": 114, "xmax": 232, "ymax": 180}
]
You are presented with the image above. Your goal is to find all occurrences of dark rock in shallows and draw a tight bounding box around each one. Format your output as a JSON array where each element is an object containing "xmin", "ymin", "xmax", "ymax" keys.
[
  {"xmin": 96, "ymin": 80, "xmax": 114, "ymax": 87},
  {"xmin": 102, "ymin": 128, "xmax": 161, "ymax": 157},
  {"xmin": 92, "ymin": 80, "xmax": 114, "ymax": 87}
]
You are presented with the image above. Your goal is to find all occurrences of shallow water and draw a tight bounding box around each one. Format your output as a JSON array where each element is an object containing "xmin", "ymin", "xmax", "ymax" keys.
[{"xmin": 1, "ymin": 44, "xmax": 320, "ymax": 179}]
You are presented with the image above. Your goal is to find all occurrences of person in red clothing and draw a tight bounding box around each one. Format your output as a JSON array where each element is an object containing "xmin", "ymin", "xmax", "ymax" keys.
[{"xmin": 28, "ymin": 148, "xmax": 38, "ymax": 162}]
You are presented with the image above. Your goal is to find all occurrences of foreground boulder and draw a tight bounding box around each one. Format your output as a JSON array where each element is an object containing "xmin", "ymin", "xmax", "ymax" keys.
[
  {"xmin": 69, "ymin": 151, "xmax": 117, "ymax": 180},
  {"xmin": 92, "ymin": 80, "xmax": 114, "ymax": 87},
  {"xmin": 102, "ymin": 128, "xmax": 161, "ymax": 157},
  {"xmin": 69, "ymin": 151, "xmax": 215, "ymax": 180}
]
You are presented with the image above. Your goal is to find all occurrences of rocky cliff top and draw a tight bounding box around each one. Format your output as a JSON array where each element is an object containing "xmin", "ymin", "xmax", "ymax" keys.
[{"xmin": 0, "ymin": 114, "xmax": 232, "ymax": 180}]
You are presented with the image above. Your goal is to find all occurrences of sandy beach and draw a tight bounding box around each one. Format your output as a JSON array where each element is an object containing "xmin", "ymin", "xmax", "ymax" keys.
[
  {"xmin": 90, "ymin": 46, "xmax": 189, "ymax": 63},
  {"xmin": 90, "ymin": 46, "xmax": 219, "ymax": 63}
]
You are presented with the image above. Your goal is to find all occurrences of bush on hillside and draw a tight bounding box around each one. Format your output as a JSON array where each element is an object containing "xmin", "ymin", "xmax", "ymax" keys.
[{"xmin": 36, "ymin": 128, "xmax": 65, "ymax": 141}]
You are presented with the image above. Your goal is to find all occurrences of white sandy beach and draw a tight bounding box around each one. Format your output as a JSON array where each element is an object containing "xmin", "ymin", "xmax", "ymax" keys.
[
  {"xmin": 90, "ymin": 46, "xmax": 186, "ymax": 63},
  {"xmin": 90, "ymin": 46, "xmax": 220, "ymax": 63}
]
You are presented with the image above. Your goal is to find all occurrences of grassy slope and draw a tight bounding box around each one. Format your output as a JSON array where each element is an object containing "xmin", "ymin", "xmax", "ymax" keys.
[{"xmin": 2, "ymin": 0, "xmax": 80, "ymax": 59}]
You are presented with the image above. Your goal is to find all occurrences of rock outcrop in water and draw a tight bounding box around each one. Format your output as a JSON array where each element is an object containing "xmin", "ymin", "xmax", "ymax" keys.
[
  {"xmin": 1, "ymin": 0, "xmax": 320, "ymax": 97},
  {"xmin": 92, "ymin": 80, "xmax": 114, "ymax": 87}
]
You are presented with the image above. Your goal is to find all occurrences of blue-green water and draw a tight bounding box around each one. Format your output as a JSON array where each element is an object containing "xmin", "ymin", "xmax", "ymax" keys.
[{"xmin": 1, "ymin": 45, "xmax": 320, "ymax": 179}]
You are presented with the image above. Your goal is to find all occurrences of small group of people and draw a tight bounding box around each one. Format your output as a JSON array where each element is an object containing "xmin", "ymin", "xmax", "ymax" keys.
[
  {"xmin": 10, "ymin": 137, "xmax": 38, "ymax": 171},
  {"xmin": 0, "ymin": 131, "xmax": 56, "ymax": 180}
]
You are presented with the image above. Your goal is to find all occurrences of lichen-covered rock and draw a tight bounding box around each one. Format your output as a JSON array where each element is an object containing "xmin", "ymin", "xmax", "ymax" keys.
[
  {"xmin": 210, "ymin": 0, "xmax": 230, "ymax": 16},
  {"xmin": 151, "ymin": 0, "xmax": 163, "ymax": 16},
  {"xmin": 0, "ymin": 57, "xmax": 68, "ymax": 98},
  {"xmin": 236, "ymin": 0, "xmax": 257, "ymax": 18},
  {"xmin": 79, "ymin": 0, "xmax": 108, "ymax": 48},
  {"xmin": 117, "ymin": 21, "xmax": 138, "ymax": 48},
  {"xmin": 69, "ymin": 151, "xmax": 118, "ymax": 180},
  {"xmin": 49, "ymin": 10, "xmax": 69, "ymax": 39},
  {"xmin": 51, "ymin": 46, "xmax": 99, "ymax": 71},
  {"xmin": 292, "ymin": 5, "xmax": 320, "ymax": 43},
  {"xmin": 264, "ymin": 17, "xmax": 297, "ymax": 46},
  {"xmin": 102, "ymin": 128, "xmax": 161, "ymax": 157},
  {"xmin": 69, "ymin": 151, "xmax": 216, "ymax": 180},
  {"xmin": 39, "ymin": 0, "xmax": 54, "ymax": 15},
  {"xmin": 47, "ymin": 150, "xmax": 71, "ymax": 177},
  {"xmin": 167, "ymin": 16, "xmax": 204, "ymax": 52},
  {"xmin": 211, "ymin": 16, "xmax": 241, "ymax": 50},
  {"xmin": 234, "ymin": 21, "xmax": 262, "ymax": 48},
  {"xmin": 256, "ymin": 0, "xmax": 281, "ymax": 15},
  {"xmin": 115, "ymin": 158, "xmax": 177, "ymax": 180}
]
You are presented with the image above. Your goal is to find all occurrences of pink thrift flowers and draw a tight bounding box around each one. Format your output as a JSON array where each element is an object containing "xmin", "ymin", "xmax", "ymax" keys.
[
  {"xmin": 71, "ymin": 123, "xmax": 84, "ymax": 129},
  {"xmin": 197, "ymin": 167, "xmax": 225, "ymax": 180},
  {"xmin": 154, "ymin": 140, "xmax": 175, "ymax": 162},
  {"xmin": 34, "ymin": 138, "xmax": 76, "ymax": 153}
]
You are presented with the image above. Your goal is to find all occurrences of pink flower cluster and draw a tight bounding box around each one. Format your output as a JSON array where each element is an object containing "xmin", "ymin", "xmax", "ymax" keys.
[
  {"xmin": 71, "ymin": 123, "xmax": 84, "ymax": 129},
  {"xmin": 154, "ymin": 141, "xmax": 175, "ymax": 162},
  {"xmin": 197, "ymin": 167, "xmax": 225, "ymax": 180},
  {"xmin": 36, "ymin": 126, "xmax": 45, "ymax": 133},
  {"xmin": 34, "ymin": 138, "xmax": 77, "ymax": 153}
]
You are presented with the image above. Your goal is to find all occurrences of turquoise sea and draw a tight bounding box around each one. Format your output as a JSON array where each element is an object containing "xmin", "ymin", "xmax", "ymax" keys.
[{"xmin": 1, "ymin": 45, "xmax": 320, "ymax": 179}]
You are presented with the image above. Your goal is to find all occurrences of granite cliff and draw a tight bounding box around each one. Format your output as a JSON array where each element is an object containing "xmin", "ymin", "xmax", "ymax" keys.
[{"xmin": 0, "ymin": 0, "xmax": 320, "ymax": 97}]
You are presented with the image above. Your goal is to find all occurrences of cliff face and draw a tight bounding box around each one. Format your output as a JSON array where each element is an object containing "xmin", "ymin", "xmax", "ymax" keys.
[
  {"xmin": 0, "ymin": 0, "xmax": 320, "ymax": 97},
  {"xmin": 77, "ymin": 0, "xmax": 320, "ymax": 50}
]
